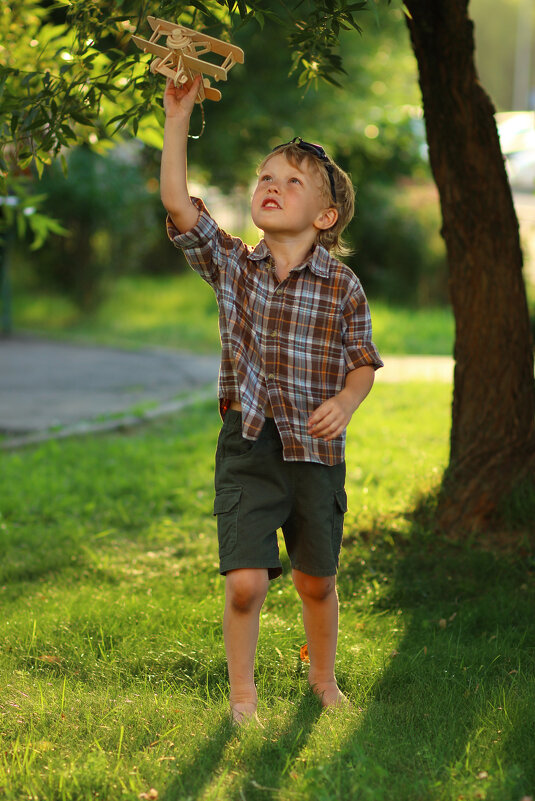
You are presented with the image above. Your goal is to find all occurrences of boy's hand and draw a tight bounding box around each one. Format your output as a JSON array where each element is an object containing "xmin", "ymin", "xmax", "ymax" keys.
[
  {"xmin": 307, "ymin": 393, "xmax": 355, "ymax": 441},
  {"xmin": 163, "ymin": 75, "xmax": 202, "ymax": 121},
  {"xmin": 307, "ymin": 366, "xmax": 375, "ymax": 440}
]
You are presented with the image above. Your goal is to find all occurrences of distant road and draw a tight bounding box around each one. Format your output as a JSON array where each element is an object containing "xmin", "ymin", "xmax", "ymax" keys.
[{"xmin": 0, "ymin": 336, "xmax": 220, "ymax": 436}]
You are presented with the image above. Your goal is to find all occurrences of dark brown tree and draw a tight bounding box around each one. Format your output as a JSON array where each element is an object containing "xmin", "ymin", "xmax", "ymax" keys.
[{"xmin": 405, "ymin": 0, "xmax": 535, "ymax": 531}]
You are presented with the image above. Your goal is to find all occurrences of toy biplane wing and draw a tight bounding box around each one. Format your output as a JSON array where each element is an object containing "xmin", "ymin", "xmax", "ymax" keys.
[{"xmin": 131, "ymin": 16, "xmax": 244, "ymax": 103}]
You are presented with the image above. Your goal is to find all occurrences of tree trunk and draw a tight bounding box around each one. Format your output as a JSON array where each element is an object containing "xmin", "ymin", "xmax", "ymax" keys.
[{"xmin": 404, "ymin": 0, "xmax": 535, "ymax": 531}]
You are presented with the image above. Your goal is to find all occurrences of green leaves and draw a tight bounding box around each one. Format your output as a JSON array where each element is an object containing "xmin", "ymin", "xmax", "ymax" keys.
[
  {"xmin": 283, "ymin": 0, "xmax": 370, "ymax": 86},
  {"xmin": 0, "ymin": 179, "xmax": 68, "ymax": 251},
  {"xmin": 1, "ymin": 0, "xmax": 378, "ymax": 247},
  {"xmin": 2, "ymin": 0, "xmax": 374, "ymax": 178},
  {"xmin": 27, "ymin": 211, "xmax": 70, "ymax": 250}
]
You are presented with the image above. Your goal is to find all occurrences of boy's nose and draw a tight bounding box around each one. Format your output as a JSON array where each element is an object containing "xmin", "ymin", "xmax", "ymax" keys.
[{"xmin": 267, "ymin": 185, "xmax": 279, "ymax": 193}]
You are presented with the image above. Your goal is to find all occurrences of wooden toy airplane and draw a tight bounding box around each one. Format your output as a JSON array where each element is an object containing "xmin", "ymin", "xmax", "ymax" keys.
[{"xmin": 131, "ymin": 17, "xmax": 244, "ymax": 103}]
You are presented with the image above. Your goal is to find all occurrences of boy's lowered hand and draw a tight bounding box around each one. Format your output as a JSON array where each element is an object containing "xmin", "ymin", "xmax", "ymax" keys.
[
  {"xmin": 307, "ymin": 365, "xmax": 375, "ymax": 441},
  {"xmin": 307, "ymin": 394, "xmax": 356, "ymax": 441}
]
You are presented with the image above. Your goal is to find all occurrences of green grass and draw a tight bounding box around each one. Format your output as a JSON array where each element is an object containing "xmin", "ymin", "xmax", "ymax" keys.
[
  {"xmin": 1, "ymin": 383, "xmax": 534, "ymax": 801},
  {"xmin": 12, "ymin": 273, "xmax": 455, "ymax": 355},
  {"xmin": 371, "ymin": 301, "xmax": 454, "ymax": 356}
]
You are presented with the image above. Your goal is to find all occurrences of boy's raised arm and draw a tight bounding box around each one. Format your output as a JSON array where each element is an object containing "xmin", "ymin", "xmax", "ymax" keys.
[{"xmin": 160, "ymin": 75, "xmax": 202, "ymax": 233}]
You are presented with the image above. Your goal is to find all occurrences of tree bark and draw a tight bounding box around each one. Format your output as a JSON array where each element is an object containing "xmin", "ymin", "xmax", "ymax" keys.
[{"xmin": 404, "ymin": 0, "xmax": 535, "ymax": 531}]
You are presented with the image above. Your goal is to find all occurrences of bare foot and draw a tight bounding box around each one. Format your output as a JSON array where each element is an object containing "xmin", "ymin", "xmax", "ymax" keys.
[
  {"xmin": 230, "ymin": 701, "xmax": 263, "ymax": 727},
  {"xmin": 308, "ymin": 679, "xmax": 351, "ymax": 709}
]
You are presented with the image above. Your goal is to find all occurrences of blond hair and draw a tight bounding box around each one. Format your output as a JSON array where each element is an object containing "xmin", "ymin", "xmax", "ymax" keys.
[{"xmin": 258, "ymin": 142, "xmax": 355, "ymax": 256}]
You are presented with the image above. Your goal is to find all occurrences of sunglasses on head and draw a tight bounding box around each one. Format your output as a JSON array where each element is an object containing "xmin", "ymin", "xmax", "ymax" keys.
[{"xmin": 271, "ymin": 136, "xmax": 337, "ymax": 204}]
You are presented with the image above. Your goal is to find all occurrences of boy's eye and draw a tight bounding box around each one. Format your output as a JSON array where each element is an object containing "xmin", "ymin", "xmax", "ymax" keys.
[
  {"xmin": 289, "ymin": 177, "xmax": 302, "ymax": 185},
  {"xmin": 260, "ymin": 174, "xmax": 272, "ymax": 182}
]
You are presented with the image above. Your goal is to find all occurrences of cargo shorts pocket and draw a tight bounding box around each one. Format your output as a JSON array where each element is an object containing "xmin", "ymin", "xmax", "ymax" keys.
[
  {"xmin": 213, "ymin": 487, "xmax": 242, "ymax": 558},
  {"xmin": 332, "ymin": 489, "xmax": 348, "ymax": 558}
]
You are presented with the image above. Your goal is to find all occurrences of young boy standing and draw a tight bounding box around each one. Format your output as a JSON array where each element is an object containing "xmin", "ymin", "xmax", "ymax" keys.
[{"xmin": 161, "ymin": 76, "xmax": 383, "ymax": 725}]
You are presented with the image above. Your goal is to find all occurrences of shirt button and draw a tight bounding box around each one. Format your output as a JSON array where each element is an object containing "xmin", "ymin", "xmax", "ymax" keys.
[
  {"xmin": 270, "ymin": 331, "xmax": 277, "ymax": 338},
  {"xmin": 267, "ymin": 373, "xmax": 275, "ymax": 380}
]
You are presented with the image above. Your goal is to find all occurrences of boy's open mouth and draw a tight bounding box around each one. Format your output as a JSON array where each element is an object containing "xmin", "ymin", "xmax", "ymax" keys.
[{"xmin": 262, "ymin": 198, "xmax": 281, "ymax": 209}]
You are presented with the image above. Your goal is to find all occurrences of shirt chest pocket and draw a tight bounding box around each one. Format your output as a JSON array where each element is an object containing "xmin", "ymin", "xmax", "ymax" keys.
[{"xmin": 290, "ymin": 301, "xmax": 343, "ymax": 346}]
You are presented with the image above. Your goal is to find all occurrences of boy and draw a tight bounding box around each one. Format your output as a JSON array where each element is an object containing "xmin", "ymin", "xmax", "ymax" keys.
[{"xmin": 161, "ymin": 75, "xmax": 383, "ymax": 725}]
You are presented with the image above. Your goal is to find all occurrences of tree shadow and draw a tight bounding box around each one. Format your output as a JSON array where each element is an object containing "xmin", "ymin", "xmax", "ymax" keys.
[
  {"xmin": 323, "ymin": 527, "xmax": 535, "ymax": 799},
  {"xmin": 159, "ymin": 695, "xmax": 321, "ymax": 801},
  {"xmin": 225, "ymin": 694, "xmax": 322, "ymax": 801},
  {"xmin": 0, "ymin": 404, "xmax": 222, "ymax": 592},
  {"xmin": 160, "ymin": 716, "xmax": 235, "ymax": 801}
]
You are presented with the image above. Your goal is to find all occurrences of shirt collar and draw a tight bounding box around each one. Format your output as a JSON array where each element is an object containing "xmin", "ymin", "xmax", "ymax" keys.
[{"xmin": 248, "ymin": 239, "xmax": 331, "ymax": 279}]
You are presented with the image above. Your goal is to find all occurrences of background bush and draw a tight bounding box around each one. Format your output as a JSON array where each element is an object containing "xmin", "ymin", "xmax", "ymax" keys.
[
  {"xmin": 351, "ymin": 181, "xmax": 448, "ymax": 305},
  {"xmin": 19, "ymin": 145, "xmax": 185, "ymax": 311}
]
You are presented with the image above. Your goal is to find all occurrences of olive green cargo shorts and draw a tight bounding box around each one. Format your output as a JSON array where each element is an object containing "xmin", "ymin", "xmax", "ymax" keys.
[{"xmin": 213, "ymin": 410, "xmax": 347, "ymax": 580}]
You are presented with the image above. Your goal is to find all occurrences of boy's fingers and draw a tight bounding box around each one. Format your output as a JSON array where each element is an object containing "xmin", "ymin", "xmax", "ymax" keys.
[
  {"xmin": 165, "ymin": 76, "xmax": 179, "ymax": 94},
  {"xmin": 185, "ymin": 74, "xmax": 202, "ymax": 93},
  {"xmin": 308, "ymin": 402, "xmax": 331, "ymax": 424},
  {"xmin": 310, "ymin": 418, "xmax": 336, "ymax": 436},
  {"xmin": 164, "ymin": 74, "xmax": 201, "ymax": 97},
  {"xmin": 316, "ymin": 418, "xmax": 338, "ymax": 435},
  {"xmin": 309, "ymin": 404, "xmax": 349, "ymax": 438},
  {"xmin": 309, "ymin": 402, "xmax": 335, "ymax": 427}
]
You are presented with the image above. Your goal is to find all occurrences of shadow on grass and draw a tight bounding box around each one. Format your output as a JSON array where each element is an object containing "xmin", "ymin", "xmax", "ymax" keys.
[
  {"xmin": 325, "ymin": 527, "xmax": 535, "ymax": 801},
  {"xmin": 160, "ymin": 716, "xmax": 234, "ymax": 801},
  {"xmin": 160, "ymin": 697, "xmax": 322, "ymax": 801},
  {"xmin": 226, "ymin": 695, "xmax": 322, "ymax": 801},
  {"xmin": 0, "ymin": 404, "xmax": 221, "ymax": 591}
]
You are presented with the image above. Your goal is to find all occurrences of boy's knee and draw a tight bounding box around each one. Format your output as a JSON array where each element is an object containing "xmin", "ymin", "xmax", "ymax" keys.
[
  {"xmin": 293, "ymin": 571, "xmax": 336, "ymax": 602},
  {"xmin": 226, "ymin": 569, "xmax": 268, "ymax": 613}
]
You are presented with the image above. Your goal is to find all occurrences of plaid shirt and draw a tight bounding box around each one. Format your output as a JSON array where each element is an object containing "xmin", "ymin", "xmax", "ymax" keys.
[{"xmin": 167, "ymin": 198, "xmax": 383, "ymax": 465}]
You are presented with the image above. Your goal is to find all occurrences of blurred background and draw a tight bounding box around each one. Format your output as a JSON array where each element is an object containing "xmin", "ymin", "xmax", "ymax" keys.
[{"xmin": 3, "ymin": 0, "xmax": 535, "ymax": 357}]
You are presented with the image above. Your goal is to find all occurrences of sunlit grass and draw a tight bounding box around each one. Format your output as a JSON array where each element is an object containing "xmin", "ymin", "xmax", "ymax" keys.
[
  {"xmin": 13, "ymin": 273, "xmax": 221, "ymax": 352},
  {"xmin": 370, "ymin": 300, "xmax": 454, "ymax": 356},
  {"xmin": 346, "ymin": 381, "xmax": 450, "ymax": 530},
  {"xmin": 1, "ymin": 384, "xmax": 534, "ymax": 800},
  {"xmin": 13, "ymin": 273, "xmax": 454, "ymax": 355}
]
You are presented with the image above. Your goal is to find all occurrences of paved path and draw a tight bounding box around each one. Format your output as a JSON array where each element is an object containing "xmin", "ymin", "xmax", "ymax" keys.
[
  {"xmin": 0, "ymin": 336, "xmax": 220, "ymax": 444},
  {"xmin": 378, "ymin": 354, "xmax": 453, "ymax": 383},
  {"xmin": 0, "ymin": 335, "xmax": 453, "ymax": 448}
]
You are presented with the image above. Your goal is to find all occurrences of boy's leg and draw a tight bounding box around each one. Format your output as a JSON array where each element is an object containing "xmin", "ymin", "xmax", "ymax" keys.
[
  {"xmin": 224, "ymin": 567, "xmax": 269, "ymax": 723},
  {"xmin": 292, "ymin": 568, "xmax": 348, "ymax": 708}
]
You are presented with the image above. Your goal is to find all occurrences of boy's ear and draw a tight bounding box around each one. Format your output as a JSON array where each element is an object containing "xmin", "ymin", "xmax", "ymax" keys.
[{"xmin": 314, "ymin": 207, "xmax": 338, "ymax": 231}]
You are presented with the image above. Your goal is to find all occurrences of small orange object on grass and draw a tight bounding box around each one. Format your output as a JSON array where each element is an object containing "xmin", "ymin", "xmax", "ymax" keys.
[{"xmin": 299, "ymin": 643, "xmax": 310, "ymax": 663}]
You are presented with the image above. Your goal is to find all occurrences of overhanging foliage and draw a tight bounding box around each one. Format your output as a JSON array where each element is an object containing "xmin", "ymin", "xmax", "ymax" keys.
[
  {"xmin": 0, "ymin": 0, "xmax": 378, "ymax": 241},
  {"xmin": 1, "ymin": 1, "xmax": 374, "ymax": 169}
]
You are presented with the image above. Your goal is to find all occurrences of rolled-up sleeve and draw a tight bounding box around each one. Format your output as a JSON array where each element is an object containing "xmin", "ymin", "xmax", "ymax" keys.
[
  {"xmin": 166, "ymin": 197, "xmax": 221, "ymax": 286},
  {"xmin": 342, "ymin": 283, "xmax": 384, "ymax": 372}
]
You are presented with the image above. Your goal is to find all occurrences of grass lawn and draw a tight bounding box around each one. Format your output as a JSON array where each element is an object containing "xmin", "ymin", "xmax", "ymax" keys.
[
  {"xmin": 12, "ymin": 272, "xmax": 455, "ymax": 356},
  {"xmin": 1, "ymin": 382, "xmax": 534, "ymax": 801}
]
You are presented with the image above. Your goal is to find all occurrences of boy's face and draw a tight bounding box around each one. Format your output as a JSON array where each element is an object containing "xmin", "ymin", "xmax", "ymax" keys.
[{"xmin": 251, "ymin": 153, "xmax": 334, "ymax": 239}]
